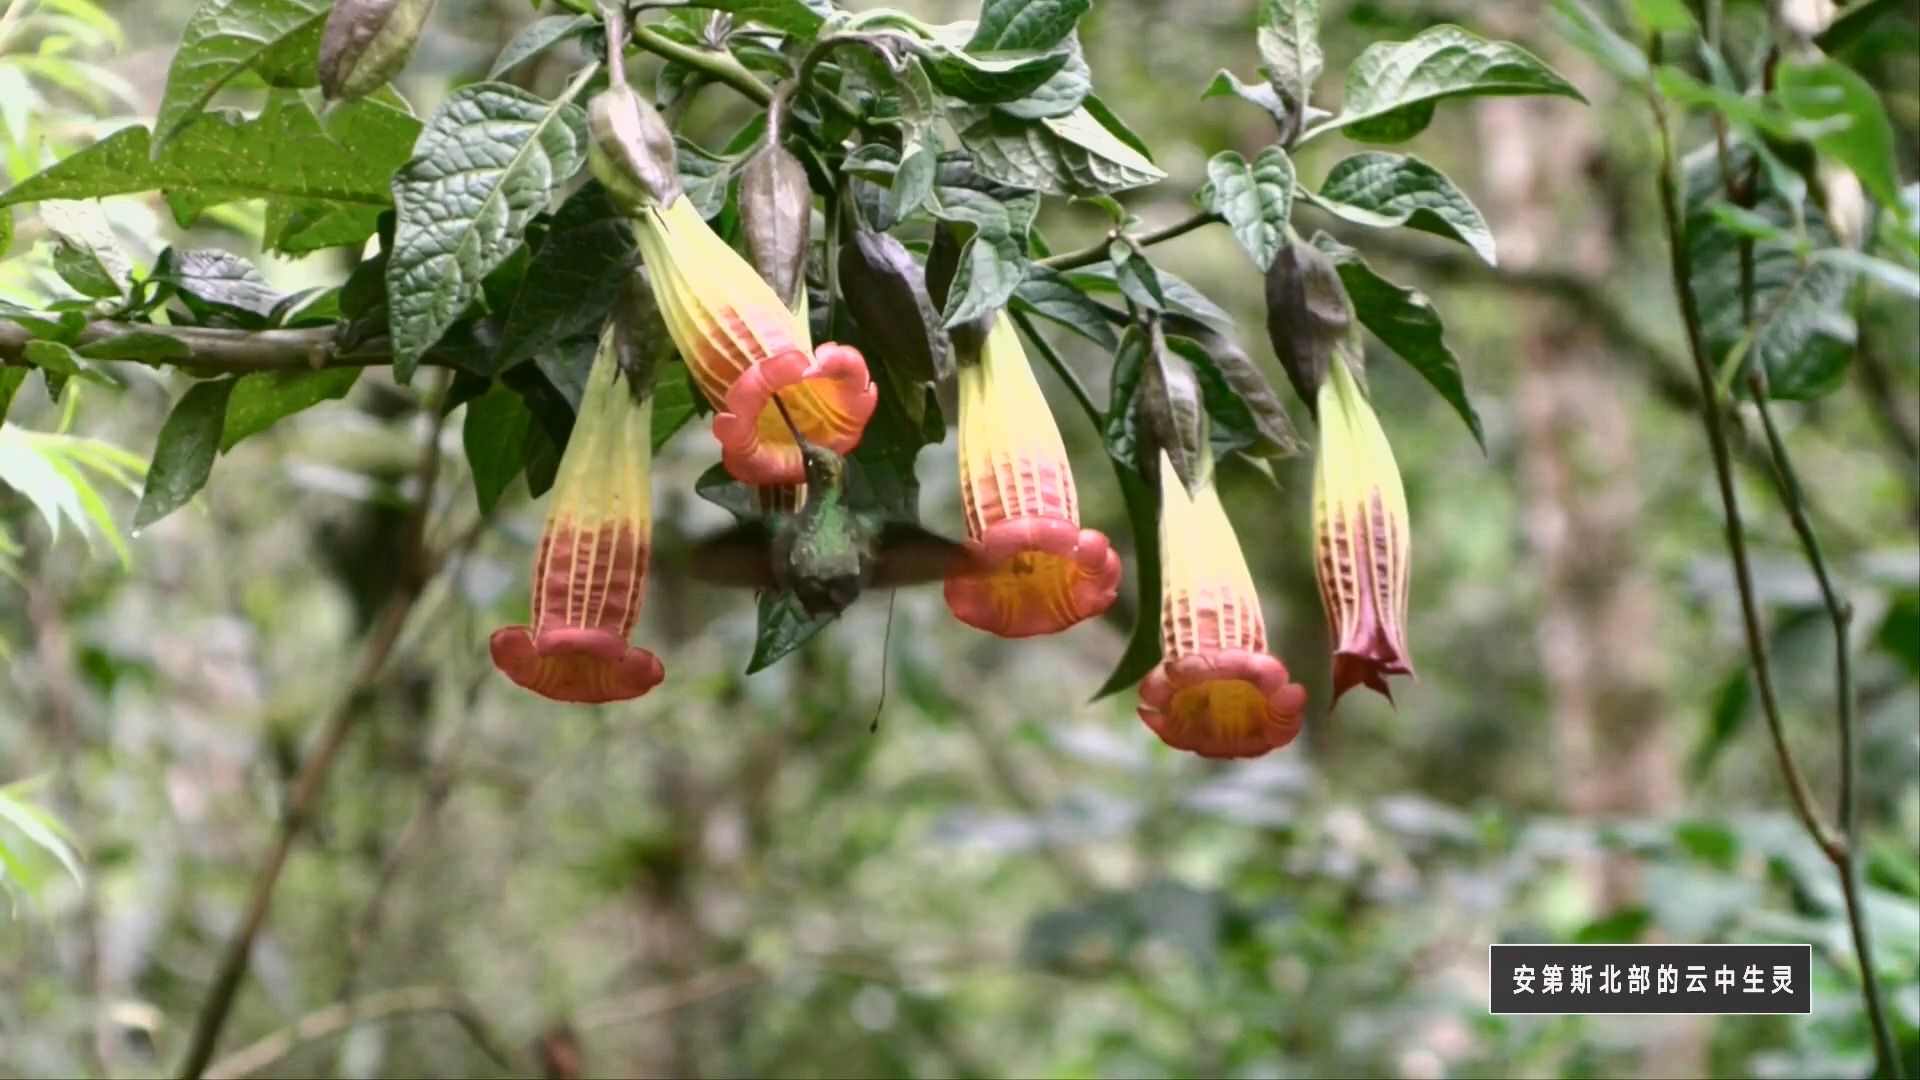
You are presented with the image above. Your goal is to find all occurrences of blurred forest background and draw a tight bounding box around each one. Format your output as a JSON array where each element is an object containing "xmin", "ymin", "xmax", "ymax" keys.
[{"xmin": 1, "ymin": 0, "xmax": 1917, "ymax": 1077}]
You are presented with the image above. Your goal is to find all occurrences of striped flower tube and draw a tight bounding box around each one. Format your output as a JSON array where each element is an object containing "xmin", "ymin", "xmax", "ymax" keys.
[
  {"xmin": 489, "ymin": 321, "xmax": 665, "ymax": 704},
  {"xmin": 1138, "ymin": 453, "xmax": 1307, "ymax": 758},
  {"xmin": 943, "ymin": 313, "xmax": 1121, "ymax": 638},
  {"xmin": 1313, "ymin": 356, "xmax": 1413, "ymax": 703},
  {"xmin": 632, "ymin": 196, "xmax": 875, "ymax": 486}
]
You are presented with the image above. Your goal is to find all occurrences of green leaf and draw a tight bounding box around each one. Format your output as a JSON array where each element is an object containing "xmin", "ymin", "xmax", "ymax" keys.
[
  {"xmin": 1066, "ymin": 263, "xmax": 1236, "ymax": 335},
  {"xmin": 154, "ymin": 248, "xmax": 283, "ymax": 323},
  {"xmin": 1629, "ymin": 0, "xmax": 1696, "ymax": 32},
  {"xmin": 264, "ymin": 91, "xmax": 420, "ymax": 254},
  {"xmin": 1204, "ymin": 146, "xmax": 1294, "ymax": 272},
  {"xmin": 0, "ymin": 785, "xmax": 82, "ymax": 888},
  {"xmin": 41, "ymin": 199, "xmax": 131, "ymax": 299},
  {"xmin": 1092, "ymin": 332, "xmax": 1162, "ymax": 701},
  {"xmin": 154, "ymin": 0, "xmax": 332, "ymax": 149},
  {"xmin": 1256, "ymin": 0, "xmax": 1322, "ymax": 112},
  {"xmin": 219, "ymin": 368, "xmax": 360, "ymax": 452},
  {"xmin": 1011, "ymin": 264, "xmax": 1117, "ymax": 349},
  {"xmin": 1313, "ymin": 233, "xmax": 1485, "ymax": 449},
  {"xmin": 699, "ymin": 0, "xmax": 830, "ymax": 36},
  {"xmin": 1877, "ymin": 590, "xmax": 1920, "ymax": 679},
  {"xmin": 22, "ymin": 340, "xmax": 88, "ymax": 379},
  {"xmin": 1310, "ymin": 152, "xmax": 1496, "ymax": 265},
  {"xmin": 996, "ymin": 33, "xmax": 1090, "ymax": 120},
  {"xmin": 1689, "ymin": 667, "xmax": 1751, "ymax": 780},
  {"xmin": 0, "ymin": 368, "xmax": 26, "ymax": 424},
  {"xmin": 1309, "ymin": 25, "xmax": 1585, "ymax": 144},
  {"xmin": 387, "ymin": 82, "xmax": 590, "ymax": 382},
  {"xmin": 928, "ymin": 179, "xmax": 1038, "ymax": 328},
  {"xmin": 923, "ymin": 45, "xmax": 1069, "ymax": 104},
  {"xmin": 954, "ymin": 104, "xmax": 1165, "ymax": 196},
  {"xmin": 462, "ymin": 381, "xmax": 531, "ymax": 515},
  {"xmin": 1205, "ymin": 69, "xmax": 1287, "ymax": 125},
  {"xmin": 490, "ymin": 13, "xmax": 591, "ymax": 79},
  {"xmin": 0, "ymin": 100, "xmax": 395, "ymax": 220},
  {"xmin": 1684, "ymin": 150, "xmax": 1855, "ymax": 400},
  {"xmin": 76, "ymin": 333, "xmax": 191, "ymax": 362},
  {"xmin": 1140, "ymin": 324, "xmax": 1208, "ymax": 494},
  {"xmin": 135, "ymin": 377, "xmax": 236, "ymax": 530},
  {"xmin": 651, "ymin": 362, "xmax": 699, "ymax": 452},
  {"xmin": 967, "ymin": 0, "xmax": 1089, "ymax": 50},
  {"xmin": 747, "ymin": 588, "xmax": 835, "ymax": 674},
  {"xmin": 1103, "ymin": 324, "xmax": 1147, "ymax": 472},
  {"xmin": 1774, "ymin": 59, "xmax": 1907, "ymax": 224},
  {"xmin": 497, "ymin": 181, "xmax": 637, "ymax": 371},
  {"xmin": 1165, "ymin": 326, "xmax": 1303, "ymax": 458}
]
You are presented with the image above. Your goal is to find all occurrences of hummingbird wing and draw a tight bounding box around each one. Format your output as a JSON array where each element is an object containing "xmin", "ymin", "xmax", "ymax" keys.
[
  {"xmin": 688, "ymin": 521, "xmax": 780, "ymax": 590},
  {"xmin": 869, "ymin": 521, "xmax": 977, "ymax": 587}
]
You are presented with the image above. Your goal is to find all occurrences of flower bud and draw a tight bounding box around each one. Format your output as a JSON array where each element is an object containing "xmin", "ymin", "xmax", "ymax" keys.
[
  {"xmin": 740, "ymin": 143, "xmax": 813, "ymax": 307},
  {"xmin": 318, "ymin": 0, "xmax": 438, "ymax": 102},
  {"xmin": 589, "ymin": 84, "xmax": 681, "ymax": 214}
]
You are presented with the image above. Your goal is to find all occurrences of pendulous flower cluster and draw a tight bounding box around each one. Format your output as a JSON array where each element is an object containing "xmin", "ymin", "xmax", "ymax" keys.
[{"xmin": 487, "ymin": 81, "xmax": 1416, "ymax": 759}]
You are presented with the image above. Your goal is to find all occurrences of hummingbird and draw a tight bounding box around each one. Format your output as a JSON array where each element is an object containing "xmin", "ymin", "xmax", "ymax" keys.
[{"xmin": 689, "ymin": 396, "xmax": 974, "ymax": 618}]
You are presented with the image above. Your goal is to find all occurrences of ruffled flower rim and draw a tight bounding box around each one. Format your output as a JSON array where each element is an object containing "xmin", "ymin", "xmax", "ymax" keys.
[
  {"xmin": 489, "ymin": 626, "xmax": 666, "ymax": 705},
  {"xmin": 943, "ymin": 515, "xmax": 1120, "ymax": 639},
  {"xmin": 1137, "ymin": 650, "xmax": 1306, "ymax": 759},
  {"xmin": 711, "ymin": 342, "xmax": 877, "ymax": 486}
]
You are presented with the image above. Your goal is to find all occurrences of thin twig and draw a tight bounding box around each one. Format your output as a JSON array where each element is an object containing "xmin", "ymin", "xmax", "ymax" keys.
[
  {"xmin": 1648, "ymin": 37, "xmax": 1899, "ymax": 1079},
  {"xmin": 201, "ymin": 986, "xmax": 514, "ymax": 1080},
  {"xmin": 630, "ymin": 21, "xmax": 773, "ymax": 106},
  {"xmin": 1748, "ymin": 374, "xmax": 1901, "ymax": 1076},
  {"xmin": 1040, "ymin": 211, "xmax": 1221, "ymax": 272},
  {"xmin": 570, "ymin": 965, "xmax": 765, "ymax": 1031},
  {"xmin": 174, "ymin": 374, "xmax": 456, "ymax": 1080}
]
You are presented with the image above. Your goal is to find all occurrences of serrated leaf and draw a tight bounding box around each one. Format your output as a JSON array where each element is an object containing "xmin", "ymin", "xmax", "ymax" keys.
[
  {"xmin": 462, "ymin": 381, "xmax": 530, "ymax": 515},
  {"xmin": 1205, "ymin": 145, "xmax": 1293, "ymax": 271},
  {"xmin": 496, "ymin": 181, "xmax": 637, "ymax": 371},
  {"xmin": 154, "ymin": 0, "xmax": 332, "ymax": 149},
  {"xmin": 928, "ymin": 180, "xmax": 1037, "ymax": 328},
  {"xmin": 490, "ymin": 13, "xmax": 591, "ymax": 79},
  {"xmin": 265, "ymin": 92, "xmax": 420, "ymax": 254},
  {"xmin": 1313, "ymin": 233, "xmax": 1484, "ymax": 448},
  {"xmin": 1257, "ymin": 0, "xmax": 1322, "ymax": 112},
  {"xmin": 1012, "ymin": 264, "xmax": 1117, "ymax": 349},
  {"xmin": 968, "ymin": 0, "xmax": 1089, "ymax": 51},
  {"xmin": 387, "ymin": 82, "xmax": 589, "ymax": 382},
  {"xmin": 954, "ymin": 104, "xmax": 1165, "ymax": 196},
  {"xmin": 1309, "ymin": 151, "xmax": 1496, "ymax": 265},
  {"xmin": 1774, "ymin": 59, "xmax": 1906, "ymax": 224},
  {"xmin": 0, "ymin": 100, "xmax": 395, "ymax": 221},
  {"xmin": 135, "ymin": 377, "xmax": 236, "ymax": 529},
  {"xmin": 220, "ymin": 368, "xmax": 359, "ymax": 452},
  {"xmin": 1310, "ymin": 25, "xmax": 1585, "ymax": 144},
  {"xmin": 748, "ymin": 588, "xmax": 835, "ymax": 673}
]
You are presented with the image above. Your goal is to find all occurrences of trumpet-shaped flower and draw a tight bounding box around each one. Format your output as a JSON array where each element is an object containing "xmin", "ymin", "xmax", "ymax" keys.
[
  {"xmin": 1138, "ymin": 454, "xmax": 1307, "ymax": 758},
  {"xmin": 943, "ymin": 314, "xmax": 1120, "ymax": 638},
  {"xmin": 490, "ymin": 324, "xmax": 665, "ymax": 704},
  {"xmin": 632, "ymin": 196, "xmax": 875, "ymax": 485},
  {"xmin": 1313, "ymin": 357, "xmax": 1413, "ymax": 704}
]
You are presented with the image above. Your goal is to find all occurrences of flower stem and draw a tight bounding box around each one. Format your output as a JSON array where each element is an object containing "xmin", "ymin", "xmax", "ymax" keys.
[{"xmin": 1040, "ymin": 211, "xmax": 1220, "ymax": 272}]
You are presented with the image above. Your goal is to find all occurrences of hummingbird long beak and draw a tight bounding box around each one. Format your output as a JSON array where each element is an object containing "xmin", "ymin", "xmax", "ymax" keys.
[{"xmin": 769, "ymin": 392, "xmax": 809, "ymax": 449}]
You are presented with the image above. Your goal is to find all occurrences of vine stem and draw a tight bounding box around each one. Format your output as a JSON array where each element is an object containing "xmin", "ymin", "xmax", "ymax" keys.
[
  {"xmin": 1646, "ymin": 37, "xmax": 1898, "ymax": 1078},
  {"xmin": 1040, "ymin": 211, "xmax": 1220, "ymax": 272},
  {"xmin": 173, "ymin": 375, "xmax": 455, "ymax": 1080}
]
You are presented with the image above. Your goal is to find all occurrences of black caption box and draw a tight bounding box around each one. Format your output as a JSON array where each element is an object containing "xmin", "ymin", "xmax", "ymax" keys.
[{"xmin": 1490, "ymin": 944, "xmax": 1812, "ymax": 1015}]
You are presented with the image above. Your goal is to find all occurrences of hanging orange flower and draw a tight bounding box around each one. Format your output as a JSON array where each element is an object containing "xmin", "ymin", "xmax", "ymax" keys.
[
  {"xmin": 1312, "ymin": 357, "xmax": 1413, "ymax": 703},
  {"xmin": 490, "ymin": 322, "xmax": 665, "ymax": 704},
  {"xmin": 1138, "ymin": 453, "xmax": 1307, "ymax": 758},
  {"xmin": 631, "ymin": 196, "xmax": 875, "ymax": 486},
  {"xmin": 943, "ymin": 313, "xmax": 1120, "ymax": 638}
]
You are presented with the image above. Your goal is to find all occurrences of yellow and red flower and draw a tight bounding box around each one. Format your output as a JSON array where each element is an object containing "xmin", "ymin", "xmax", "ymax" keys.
[
  {"xmin": 943, "ymin": 313, "xmax": 1120, "ymax": 637},
  {"xmin": 490, "ymin": 322, "xmax": 665, "ymax": 704},
  {"xmin": 632, "ymin": 196, "xmax": 875, "ymax": 485},
  {"xmin": 1312, "ymin": 357, "xmax": 1413, "ymax": 704},
  {"xmin": 1138, "ymin": 453, "xmax": 1307, "ymax": 758}
]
